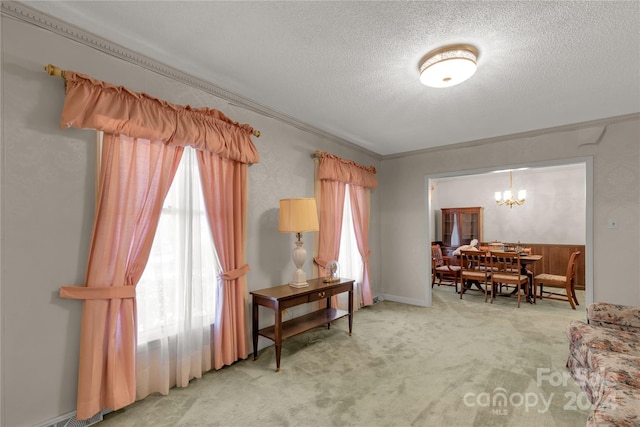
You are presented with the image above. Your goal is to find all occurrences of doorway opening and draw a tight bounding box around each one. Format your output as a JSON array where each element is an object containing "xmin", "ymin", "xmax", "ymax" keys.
[{"xmin": 425, "ymin": 158, "xmax": 593, "ymax": 307}]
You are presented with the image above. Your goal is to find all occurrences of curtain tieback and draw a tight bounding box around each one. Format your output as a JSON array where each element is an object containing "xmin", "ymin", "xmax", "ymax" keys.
[
  {"xmin": 59, "ymin": 285, "xmax": 136, "ymax": 300},
  {"xmin": 313, "ymin": 257, "xmax": 328, "ymax": 268},
  {"xmin": 220, "ymin": 264, "xmax": 250, "ymax": 281}
]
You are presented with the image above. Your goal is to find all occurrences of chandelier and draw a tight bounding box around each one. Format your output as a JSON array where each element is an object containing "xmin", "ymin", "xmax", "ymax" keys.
[{"xmin": 495, "ymin": 171, "xmax": 526, "ymax": 208}]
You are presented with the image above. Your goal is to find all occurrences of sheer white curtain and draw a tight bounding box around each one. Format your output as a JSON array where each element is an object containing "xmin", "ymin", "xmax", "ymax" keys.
[
  {"xmin": 451, "ymin": 214, "xmax": 460, "ymax": 247},
  {"xmin": 338, "ymin": 185, "xmax": 364, "ymax": 310},
  {"xmin": 136, "ymin": 146, "xmax": 220, "ymax": 399}
]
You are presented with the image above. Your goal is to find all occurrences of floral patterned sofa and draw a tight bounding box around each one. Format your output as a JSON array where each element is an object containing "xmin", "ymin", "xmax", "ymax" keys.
[{"xmin": 566, "ymin": 302, "xmax": 640, "ymax": 426}]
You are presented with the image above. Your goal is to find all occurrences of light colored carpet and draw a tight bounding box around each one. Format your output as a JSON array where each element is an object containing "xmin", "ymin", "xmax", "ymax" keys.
[{"xmin": 98, "ymin": 284, "xmax": 590, "ymax": 426}]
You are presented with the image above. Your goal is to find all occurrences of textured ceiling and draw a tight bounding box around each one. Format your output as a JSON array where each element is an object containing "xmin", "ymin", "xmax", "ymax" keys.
[{"xmin": 23, "ymin": 1, "xmax": 640, "ymax": 156}]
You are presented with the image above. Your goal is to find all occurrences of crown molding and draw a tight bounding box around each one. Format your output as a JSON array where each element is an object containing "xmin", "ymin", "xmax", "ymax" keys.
[
  {"xmin": 1, "ymin": 1, "xmax": 382, "ymax": 159},
  {"xmin": 3, "ymin": 1, "xmax": 635, "ymax": 162},
  {"xmin": 382, "ymin": 113, "xmax": 640, "ymax": 160}
]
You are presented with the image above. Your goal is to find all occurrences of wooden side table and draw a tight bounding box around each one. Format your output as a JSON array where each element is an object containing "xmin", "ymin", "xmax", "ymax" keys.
[{"xmin": 250, "ymin": 277, "xmax": 354, "ymax": 371}]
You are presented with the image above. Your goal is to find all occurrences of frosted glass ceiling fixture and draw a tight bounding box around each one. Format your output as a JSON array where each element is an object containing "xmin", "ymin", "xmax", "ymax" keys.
[{"xmin": 419, "ymin": 44, "xmax": 478, "ymax": 88}]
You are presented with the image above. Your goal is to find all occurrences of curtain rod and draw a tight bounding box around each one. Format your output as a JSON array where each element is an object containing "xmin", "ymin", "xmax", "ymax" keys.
[
  {"xmin": 43, "ymin": 64, "xmax": 261, "ymax": 138},
  {"xmin": 313, "ymin": 149, "xmax": 377, "ymax": 174}
]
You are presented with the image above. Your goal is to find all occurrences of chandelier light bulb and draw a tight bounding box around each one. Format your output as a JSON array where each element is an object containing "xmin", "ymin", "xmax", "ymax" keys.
[{"xmin": 495, "ymin": 171, "xmax": 526, "ymax": 208}]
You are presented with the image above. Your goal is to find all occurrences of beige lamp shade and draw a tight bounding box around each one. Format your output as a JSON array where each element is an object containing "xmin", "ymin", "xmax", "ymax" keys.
[{"xmin": 278, "ymin": 198, "xmax": 319, "ymax": 233}]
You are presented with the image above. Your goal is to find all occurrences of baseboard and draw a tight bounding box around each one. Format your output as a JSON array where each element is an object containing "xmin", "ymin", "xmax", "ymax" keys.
[
  {"xmin": 34, "ymin": 410, "xmax": 107, "ymax": 427},
  {"xmin": 381, "ymin": 293, "xmax": 429, "ymax": 307}
]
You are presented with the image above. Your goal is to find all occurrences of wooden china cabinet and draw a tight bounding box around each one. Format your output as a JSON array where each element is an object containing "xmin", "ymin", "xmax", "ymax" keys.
[{"xmin": 441, "ymin": 207, "xmax": 483, "ymax": 252}]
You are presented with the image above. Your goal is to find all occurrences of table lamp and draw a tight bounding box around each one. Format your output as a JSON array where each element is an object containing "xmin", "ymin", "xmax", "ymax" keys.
[{"xmin": 279, "ymin": 198, "xmax": 319, "ymax": 287}]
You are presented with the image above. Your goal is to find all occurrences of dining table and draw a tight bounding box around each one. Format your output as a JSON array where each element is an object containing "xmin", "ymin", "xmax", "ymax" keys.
[
  {"xmin": 513, "ymin": 253, "xmax": 543, "ymax": 302},
  {"xmin": 459, "ymin": 252, "xmax": 543, "ymax": 303},
  {"xmin": 518, "ymin": 254, "xmax": 543, "ymax": 274}
]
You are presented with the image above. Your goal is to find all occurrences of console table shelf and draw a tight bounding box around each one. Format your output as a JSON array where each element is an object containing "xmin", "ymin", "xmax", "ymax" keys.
[
  {"xmin": 258, "ymin": 308, "xmax": 349, "ymax": 341},
  {"xmin": 251, "ymin": 277, "xmax": 354, "ymax": 371}
]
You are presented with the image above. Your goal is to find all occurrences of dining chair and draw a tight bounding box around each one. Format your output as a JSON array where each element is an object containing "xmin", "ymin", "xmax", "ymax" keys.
[
  {"xmin": 431, "ymin": 244, "xmax": 461, "ymax": 292},
  {"xmin": 489, "ymin": 251, "xmax": 530, "ymax": 307},
  {"xmin": 534, "ymin": 251, "xmax": 581, "ymax": 309},
  {"xmin": 458, "ymin": 250, "xmax": 492, "ymax": 301}
]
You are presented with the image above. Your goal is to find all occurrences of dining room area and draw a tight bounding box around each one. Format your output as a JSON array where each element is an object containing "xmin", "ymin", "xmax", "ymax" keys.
[{"xmin": 428, "ymin": 162, "xmax": 587, "ymax": 310}]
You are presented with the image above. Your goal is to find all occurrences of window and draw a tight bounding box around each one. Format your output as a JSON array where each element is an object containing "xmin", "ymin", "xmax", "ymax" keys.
[
  {"xmin": 136, "ymin": 146, "xmax": 220, "ymax": 345},
  {"xmin": 338, "ymin": 184, "xmax": 364, "ymax": 308}
]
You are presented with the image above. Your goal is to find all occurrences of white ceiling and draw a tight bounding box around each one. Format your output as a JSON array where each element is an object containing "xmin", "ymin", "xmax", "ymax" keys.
[{"xmin": 24, "ymin": 1, "xmax": 640, "ymax": 156}]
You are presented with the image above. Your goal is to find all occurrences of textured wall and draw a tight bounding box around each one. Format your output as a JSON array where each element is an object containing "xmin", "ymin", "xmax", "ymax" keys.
[
  {"xmin": 2, "ymin": 18, "xmax": 94, "ymax": 427},
  {"xmin": 380, "ymin": 120, "xmax": 639, "ymax": 307},
  {"xmin": 431, "ymin": 163, "xmax": 586, "ymax": 245},
  {"xmin": 0, "ymin": 17, "xmax": 381, "ymax": 426},
  {"xmin": 2, "ymin": 7, "xmax": 638, "ymax": 427}
]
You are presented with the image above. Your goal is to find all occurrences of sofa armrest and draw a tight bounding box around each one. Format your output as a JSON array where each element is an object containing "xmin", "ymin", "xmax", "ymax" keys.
[{"xmin": 587, "ymin": 302, "xmax": 640, "ymax": 332}]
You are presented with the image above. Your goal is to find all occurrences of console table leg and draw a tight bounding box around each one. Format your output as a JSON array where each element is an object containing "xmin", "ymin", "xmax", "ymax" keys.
[
  {"xmin": 348, "ymin": 289, "xmax": 353, "ymax": 336},
  {"xmin": 252, "ymin": 298, "xmax": 258, "ymax": 360},
  {"xmin": 326, "ymin": 297, "xmax": 332, "ymax": 329},
  {"xmin": 274, "ymin": 303, "xmax": 282, "ymax": 372},
  {"xmin": 275, "ymin": 345, "xmax": 281, "ymax": 372}
]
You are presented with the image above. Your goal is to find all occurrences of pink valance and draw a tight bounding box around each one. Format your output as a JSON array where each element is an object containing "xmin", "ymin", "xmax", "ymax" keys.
[
  {"xmin": 60, "ymin": 71, "xmax": 259, "ymax": 164},
  {"xmin": 317, "ymin": 153, "xmax": 378, "ymax": 189}
]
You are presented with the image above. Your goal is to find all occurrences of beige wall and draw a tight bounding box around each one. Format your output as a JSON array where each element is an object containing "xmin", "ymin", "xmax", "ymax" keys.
[
  {"xmin": 379, "ymin": 119, "xmax": 640, "ymax": 307},
  {"xmin": 431, "ymin": 163, "xmax": 586, "ymax": 245},
  {"xmin": 2, "ymin": 5, "xmax": 639, "ymax": 427},
  {"xmin": 0, "ymin": 16, "xmax": 381, "ymax": 426}
]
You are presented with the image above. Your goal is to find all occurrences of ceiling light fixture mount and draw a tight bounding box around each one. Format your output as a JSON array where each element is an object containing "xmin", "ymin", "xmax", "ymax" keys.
[{"xmin": 419, "ymin": 44, "xmax": 478, "ymax": 88}]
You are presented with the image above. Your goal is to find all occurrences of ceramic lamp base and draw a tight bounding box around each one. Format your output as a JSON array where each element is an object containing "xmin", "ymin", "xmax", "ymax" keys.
[{"xmin": 289, "ymin": 268, "xmax": 309, "ymax": 287}]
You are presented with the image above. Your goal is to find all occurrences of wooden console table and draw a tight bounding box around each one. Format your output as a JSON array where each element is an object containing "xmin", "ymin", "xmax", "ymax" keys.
[{"xmin": 251, "ymin": 277, "xmax": 354, "ymax": 371}]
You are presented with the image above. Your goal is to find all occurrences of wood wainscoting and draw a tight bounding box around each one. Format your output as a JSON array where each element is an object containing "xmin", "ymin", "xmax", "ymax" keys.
[
  {"xmin": 525, "ymin": 244, "xmax": 586, "ymax": 290},
  {"xmin": 438, "ymin": 243, "xmax": 586, "ymax": 290}
]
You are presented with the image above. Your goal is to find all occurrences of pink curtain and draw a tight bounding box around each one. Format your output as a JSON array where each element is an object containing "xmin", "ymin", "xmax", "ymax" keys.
[
  {"xmin": 316, "ymin": 153, "xmax": 377, "ymax": 188},
  {"xmin": 315, "ymin": 153, "xmax": 377, "ymax": 306},
  {"xmin": 56, "ymin": 70, "xmax": 258, "ymax": 420},
  {"xmin": 314, "ymin": 179, "xmax": 346, "ymax": 275},
  {"xmin": 60, "ymin": 71, "xmax": 259, "ymax": 164},
  {"xmin": 59, "ymin": 134, "xmax": 183, "ymax": 419},
  {"xmin": 348, "ymin": 185, "xmax": 373, "ymax": 306},
  {"xmin": 197, "ymin": 150, "xmax": 250, "ymax": 369}
]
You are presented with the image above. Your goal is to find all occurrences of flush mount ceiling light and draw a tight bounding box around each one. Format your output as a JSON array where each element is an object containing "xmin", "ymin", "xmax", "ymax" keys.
[{"xmin": 419, "ymin": 44, "xmax": 478, "ymax": 88}]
